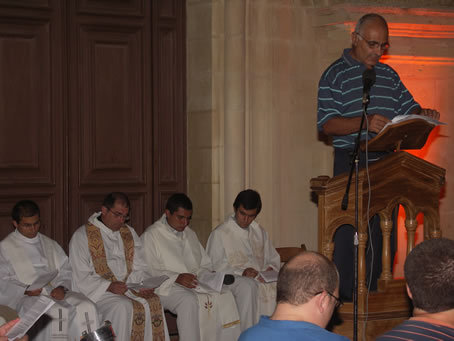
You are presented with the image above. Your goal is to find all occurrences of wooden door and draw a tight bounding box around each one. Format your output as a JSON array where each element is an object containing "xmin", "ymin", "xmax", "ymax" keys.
[
  {"xmin": 0, "ymin": 0, "xmax": 186, "ymax": 249},
  {"xmin": 0, "ymin": 0, "xmax": 66, "ymax": 244}
]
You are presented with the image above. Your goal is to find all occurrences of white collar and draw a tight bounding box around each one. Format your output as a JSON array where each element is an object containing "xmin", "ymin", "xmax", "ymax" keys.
[
  {"xmin": 14, "ymin": 229, "xmax": 40, "ymax": 244},
  {"xmin": 230, "ymin": 214, "xmax": 250, "ymax": 233},
  {"xmin": 88, "ymin": 211, "xmax": 121, "ymax": 236},
  {"xmin": 164, "ymin": 217, "xmax": 184, "ymax": 238}
]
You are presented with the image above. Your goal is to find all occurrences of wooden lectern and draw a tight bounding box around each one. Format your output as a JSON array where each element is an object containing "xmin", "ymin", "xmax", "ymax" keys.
[{"xmin": 311, "ymin": 118, "xmax": 446, "ymax": 340}]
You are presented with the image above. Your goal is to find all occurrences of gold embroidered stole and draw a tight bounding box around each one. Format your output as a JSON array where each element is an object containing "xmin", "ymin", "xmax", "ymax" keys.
[{"xmin": 86, "ymin": 223, "xmax": 165, "ymax": 341}]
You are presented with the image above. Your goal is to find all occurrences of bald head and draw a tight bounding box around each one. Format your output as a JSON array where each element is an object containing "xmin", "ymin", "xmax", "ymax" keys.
[
  {"xmin": 355, "ymin": 13, "xmax": 388, "ymax": 35},
  {"xmin": 276, "ymin": 251, "xmax": 339, "ymax": 305},
  {"xmin": 351, "ymin": 13, "xmax": 389, "ymax": 69}
]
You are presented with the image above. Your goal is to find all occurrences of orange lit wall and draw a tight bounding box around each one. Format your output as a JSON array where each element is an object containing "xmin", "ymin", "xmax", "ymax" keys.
[
  {"xmin": 342, "ymin": 16, "xmax": 454, "ymax": 277},
  {"xmin": 382, "ymin": 22, "xmax": 454, "ymax": 278},
  {"xmin": 318, "ymin": 6, "xmax": 454, "ymax": 278}
]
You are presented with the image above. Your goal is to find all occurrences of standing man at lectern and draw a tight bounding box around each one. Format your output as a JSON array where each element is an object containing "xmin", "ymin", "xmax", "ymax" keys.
[{"xmin": 316, "ymin": 13, "xmax": 440, "ymax": 301}]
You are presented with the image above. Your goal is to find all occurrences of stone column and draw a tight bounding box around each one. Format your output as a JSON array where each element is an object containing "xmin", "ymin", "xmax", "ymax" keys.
[{"xmin": 223, "ymin": 0, "xmax": 247, "ymax": 214}]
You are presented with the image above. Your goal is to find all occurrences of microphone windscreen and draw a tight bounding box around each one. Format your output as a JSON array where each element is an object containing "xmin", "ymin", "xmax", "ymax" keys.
[{"xmin": 362, "ymin": 68, "xmax": 376, "ymax": 88}]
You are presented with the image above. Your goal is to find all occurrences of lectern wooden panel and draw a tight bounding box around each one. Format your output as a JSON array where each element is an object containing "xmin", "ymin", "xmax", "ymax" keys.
[{"xmin": 311, "ymin": 151, "xmax": 445, "ymax": 340}]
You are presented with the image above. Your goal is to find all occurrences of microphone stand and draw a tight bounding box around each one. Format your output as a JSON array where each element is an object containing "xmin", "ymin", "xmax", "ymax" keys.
[{"xmin": 341, "ymin": 92, "xmax": 370, "ymax": 341}]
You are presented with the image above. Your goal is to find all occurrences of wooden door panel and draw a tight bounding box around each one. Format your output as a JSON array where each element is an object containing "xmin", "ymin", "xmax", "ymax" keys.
[
  {"xmin": 78, "ymin": 25, "xmax": 145, "ymax": 185},
  {"xmin": 0, "ymin": 0, "xmax": 50, "ymax": 8},
  {"xmin": 0, "ymin": 21, "xmax": 52, "ymax": 184},
  {"xmin": 157, "ymin": 0, "xmax": 176, "ymax": 18},
  {"xmin": 152, "ymin": 0, "xmax": 186, "ymax": 217},
  {"xmin": 67, "ymin": 0, "xmax": 154, "ymax": 238},
  {"xmin": 156, "ymin": 28, "xmax": 179, "ymax": 185},
  {"xmin": 75, "ymin": 0, "xmax": 143, "ymax": 16}
]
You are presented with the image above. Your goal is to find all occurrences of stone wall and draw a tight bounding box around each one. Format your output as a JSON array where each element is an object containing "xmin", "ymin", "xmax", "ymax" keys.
[{"xmin": 187, "ymin": 0, "xmax": 454, "ymax": 254}]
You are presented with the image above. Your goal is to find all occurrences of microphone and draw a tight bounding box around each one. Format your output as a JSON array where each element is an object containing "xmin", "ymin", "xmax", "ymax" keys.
[{"xmin": 362, "ymin": 68, "xmax": 376, "ymax": 104}]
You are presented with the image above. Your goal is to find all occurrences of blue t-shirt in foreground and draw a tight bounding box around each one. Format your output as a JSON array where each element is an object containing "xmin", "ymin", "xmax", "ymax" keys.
[
  {"xmin": 239, "ymin": 316, "xmax": 350, "ymax": 341},
  {"xmin": 376, "ymin": 318, "xmax": 454, "ymax": 340}
]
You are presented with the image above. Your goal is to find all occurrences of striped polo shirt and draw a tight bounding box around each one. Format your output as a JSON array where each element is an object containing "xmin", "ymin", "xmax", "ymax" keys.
[
  {"xmin": 376, "ymin": 318, "xmax": 454, "ymax": 340},
  {"xmin": 317, "ymin": 48, "xmax": 420, "ymax": 150}
]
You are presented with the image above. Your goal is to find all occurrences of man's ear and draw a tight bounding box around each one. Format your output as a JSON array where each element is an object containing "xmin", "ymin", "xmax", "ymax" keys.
[
  {"xmin": 165, "ymin": 209, "xmax": 170, "ymax": 218},
  {"xmin": 351, "ymin": 31, "xmax": 359, "ymax": 47},
  {"xmin": 101, "ymin": 206, "xmax": 108, "ymax": 216},
  {"xmin": 316, "ymin": 292, "xmax": 329, "ymax": 314},
  {"xmin": 12, "ymin": 220, "xmax": 18, "ymax": 229},
  {"xmin": 406, "ymin": 284, "xmax": 413, "ymax": 300}
]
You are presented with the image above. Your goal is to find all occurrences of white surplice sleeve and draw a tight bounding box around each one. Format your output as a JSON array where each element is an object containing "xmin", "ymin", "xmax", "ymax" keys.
[
  {"xmin": 126, "ymin": 227, "xmax": 150, "ymax": 284},
  {"xmin": 51, "ymin": 242, "xmax": 73, "ymax": 290},
  {"xmin": 195, "ymin": 237, "xmax": 214, "ymax": 276},
  {"xmin": 68, "ymin": 226, "xmax": 111, "ymax": 303},
  {"xmin": 262, "ymin": 228, "xmax": 281, "ymax": 271},
  {"xmin": 141, "ymin": 229, "xmax": 180, "ymax": 281},
  {"xmin": 0, "ymin": 248, "xmax": 27, "ymax": 309},
  {"xmin": 206, "ymin": 229, "xmax": 241, "ymax": 275},
  {"xmin": 141, "ymin": 228, "xmax": 184, "ymax": 296}
]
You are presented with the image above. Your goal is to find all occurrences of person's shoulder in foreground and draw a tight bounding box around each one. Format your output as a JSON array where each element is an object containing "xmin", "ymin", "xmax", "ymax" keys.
[
  {"xmin": 239, "ymin": 316, "xmax": 349, "ymax": 341},
  {"xmin": 377, "ymin": 238, "xmax": 454, "ymax": 340},
  {"xmin": 376, "ymin": 318, "xmax": 454, "ymax": 340}
]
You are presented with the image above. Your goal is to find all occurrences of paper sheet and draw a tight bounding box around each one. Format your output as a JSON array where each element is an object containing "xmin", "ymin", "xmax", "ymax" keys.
[{"xmin": 7, "ymin": 295, "xmax": 55, "ymax": 340}]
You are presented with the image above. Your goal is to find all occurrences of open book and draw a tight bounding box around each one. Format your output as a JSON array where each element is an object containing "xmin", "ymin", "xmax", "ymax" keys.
[
  {"xmin": 362, "ymin": 114, "xmax": 445, "ymax": 152},
  {"xmin": 174, "ymin": 272, "xmax": 228, "ymax": 294},
  {"xmin": 127, "ymin": 275, "xmax": 169, "ymax": 291},
  {"xmin": 381, "ymin": 114, "xmax": 445, "ymax": 132},
  {"xmin": 257, "ymin": 270, "xmax": 279, "ymax": 283},
  {"xmin": 195, "ymin": 272, "xmax": 225, "ymax": 293}
]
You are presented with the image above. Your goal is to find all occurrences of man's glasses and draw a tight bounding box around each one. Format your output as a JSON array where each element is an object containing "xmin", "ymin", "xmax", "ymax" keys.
[
  {"xmin": 356, "ymin": 32, "xmax": 390, "ymax": 51},
  {"xmin": 109, "ymin": 209, "xmax": 130, "ymax": 222},
  {"xmin": 313, "ymin": 291, "xmax": 343, "ymax": 308}
]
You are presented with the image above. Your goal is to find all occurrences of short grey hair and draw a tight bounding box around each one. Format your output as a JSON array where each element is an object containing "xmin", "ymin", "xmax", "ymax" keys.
[{"xmin": 355, "ymin": 13, "xmax": 388, "ymax": 34}]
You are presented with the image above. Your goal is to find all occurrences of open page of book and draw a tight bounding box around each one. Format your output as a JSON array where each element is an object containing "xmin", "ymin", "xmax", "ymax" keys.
[
  {"xmin": 127, "ymin": 275, "xmax": 169, "ymax": 291},
  {"xmin": 380, "ymin": 114, "xmax": 445, "ymax": 133},
  {"xmin": 258, "ymin": 270, "xmax": 279, "ymax": 283},
  {"xmin": 7, "ymin": 295, "xmax": 55, "ymax": 340},
  {"xmin": 27, "ymin": 270, "xmax": 59, "ymax": 291},
  {"xmin": 197, "ymin": 272, "xmax": 225, "ymax": 293},
  {"xmin": 192, "ymin": 282, "xmax": 213, "ymax": 294}
]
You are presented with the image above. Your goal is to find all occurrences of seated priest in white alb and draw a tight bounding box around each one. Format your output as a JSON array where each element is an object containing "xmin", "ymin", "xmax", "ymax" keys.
[
  {"xmin": 0, "ymin": 200, "xmax": 99, "ymax": 340},
  {"xmin": 69, "ymin": 192, "xmax": 169, "ymax": 341},
  {"xmin": 141, "ymin": 193, "xmax": 253, "ymax": 341},
  {"xmin": 207, "ymin": 189, "xmax": 281, "ymax": 323}
]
